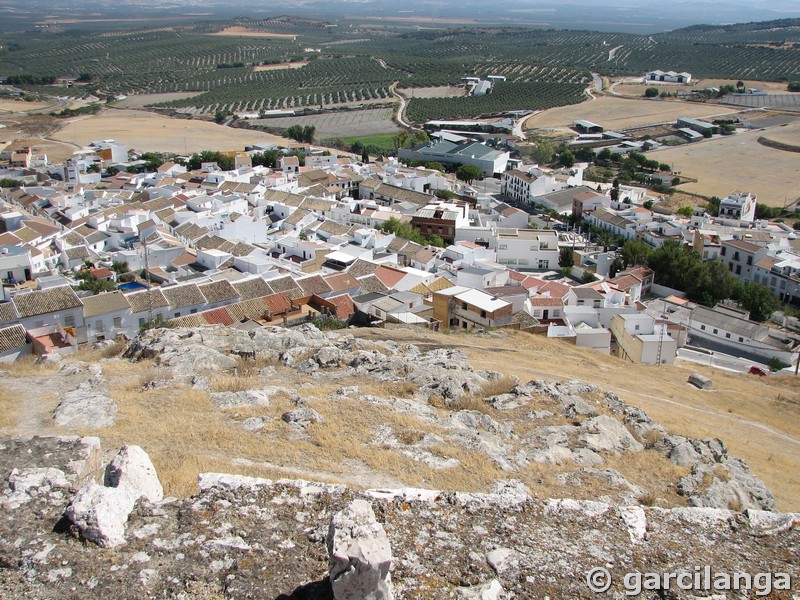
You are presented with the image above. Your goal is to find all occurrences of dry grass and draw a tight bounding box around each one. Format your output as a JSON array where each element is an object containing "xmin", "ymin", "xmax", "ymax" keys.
[
  {"xmin": 0, "ymin": 355, "xmax": 59, "ymax": 377},
  {"xmin": 606, "ymin": 450, "xmax": 691, "ymax": 507},
  {"xmin": 0, "ymin": 386, "xmax": 19, "ymax": 429},
  {"xmin": 523, "ymin": 96, "xmax": 737, "ymax": 131},
  {"xmin": 210, "ymin": 27, "xmax": 297, "ymax": 39},
  {"xmin": 652, "ymin": 130, "xmax": 800, "ymax": 207},
  {"xmin": 253, "ymin": 61, "xmax": 308, "ymax": 72}
]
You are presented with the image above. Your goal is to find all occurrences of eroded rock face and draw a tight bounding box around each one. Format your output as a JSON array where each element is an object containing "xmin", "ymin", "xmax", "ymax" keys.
[
  {"xmin": 65, "ymin": 445, "xmax": 163, "ymax": 548},
  {"xmin": 327, "ymin": 499, "xmax": 393, "ymax": 600},
  {"xmin": 0, "ymin": 437, "xmax": 798, "ymax": 599},
  {"xmin": 54, "ymin": 382, "xmax": 117, "ymax": 429}
]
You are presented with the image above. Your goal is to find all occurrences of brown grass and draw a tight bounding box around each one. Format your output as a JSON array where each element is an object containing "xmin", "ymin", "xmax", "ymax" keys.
[
  {"xmin": 0, "ymin": 355, "xmax": 59, "ymax": 377},
  {"xmin": 210, "ymin": 27, "xmax": 297, "ymax": 39},
  {"xmin": 253, "ymin": 61, "xmax": 308, "ymax": 72},
  {"xmin": 0, "ymin": 386, "xmax": 19, "ymax": 429}
]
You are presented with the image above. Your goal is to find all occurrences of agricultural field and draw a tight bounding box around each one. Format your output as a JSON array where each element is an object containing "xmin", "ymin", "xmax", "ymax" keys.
[
  {"xmin": 339, "ymin": 133, "xmax": 397, "ymax": 153},
  {"xmin": 406, "ymin": 81, "xmax": 587, "ymax": 123},
  {"xmin": 112, "ymin": 92, "xmax": 204, "ymax": 110},
  {"xmin": 253, "ymin": 61, "xmax": 308, "ymax": 72},
  {"xmin": 396, "ymin": 86, "xmax": 466, "ymax": 99},
  {"xmin": 523, "ymin": 96, "xmax": 739, "ymax": 132},
  {"xmin": 49, "ymin": 108, "xmax": 290, "ymax": 155},
  {"xmin": 760, "ymin": 120, "xmax": 800, "ymax": 147},
  {"xmin": 649, "ymin": 128, "xmax": 800, "ymax": 206},
  {"xmin": 210, "ymin": 27, "xmax": 299, "ymax": 39},
  {"xmin": 248, "ymin": 107, "xmax": 399, "ymax": 139},
  {"xmin": 614, "ymin": 78, "xmax": 797, "ymax": 97},
  {"xmin": 0, "ymin": 99, "xmax": 55, "ymax": 113}
]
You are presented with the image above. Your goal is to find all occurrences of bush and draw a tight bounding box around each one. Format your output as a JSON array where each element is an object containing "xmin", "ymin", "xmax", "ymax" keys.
[
  {"xmin": 644, "ymin": 87, "xmax": 659, "ymax": 98},
  {"xmin": 768, "ymin": 357, "xmax": 788, "ymax": 372}
]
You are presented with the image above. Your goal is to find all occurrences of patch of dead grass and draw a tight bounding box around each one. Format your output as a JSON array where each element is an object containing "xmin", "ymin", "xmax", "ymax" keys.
[
  {"xmin": 0, "ymin": 355, "xmax": 58, "ymax": 377},
  {"xmin": 0, "ymin": 386, "xmax": 19, "ymax": 429}
]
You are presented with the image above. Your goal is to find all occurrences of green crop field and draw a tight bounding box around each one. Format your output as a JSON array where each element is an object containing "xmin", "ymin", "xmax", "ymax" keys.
[{"xmin": 1, "ymin": 16, "xmax": 798, "ymax": 124}]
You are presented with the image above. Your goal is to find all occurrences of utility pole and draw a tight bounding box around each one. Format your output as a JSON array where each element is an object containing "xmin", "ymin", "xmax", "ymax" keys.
[{"xmin": 142, "ymin": 234, "xmax": 153, "ymax": 323}]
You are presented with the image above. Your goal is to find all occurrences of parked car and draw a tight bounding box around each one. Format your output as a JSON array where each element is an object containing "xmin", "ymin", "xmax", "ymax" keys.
[{"xmin": 748, "ymin": 366, "xmax": 768, "ymax": 377}]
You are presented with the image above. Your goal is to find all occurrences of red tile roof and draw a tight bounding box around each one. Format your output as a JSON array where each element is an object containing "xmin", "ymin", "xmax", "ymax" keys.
[
  {"xmin": 329, "ymin": 294, "xmax": 356, "ymax": 319},
  {"xmin": 373, "ymin": 265, "xmax": 406, "ymax": 288},
  {"xmin": 202, "ymin": 307, "xmax": 235, "ymax": 326},
  {"xmin": 262, "ymin": 293, "xmax": 292, "ymax": 314},
  {"xmin": 323, "ymin": 272, "xmax": 360, "ymax": 293}
]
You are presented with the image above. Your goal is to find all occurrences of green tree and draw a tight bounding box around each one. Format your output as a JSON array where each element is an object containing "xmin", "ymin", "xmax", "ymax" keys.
[
  {"xmin": 559, "ymin": 247, "xmax": 575, "ymax": 269},
  {"xmin": 644, "ymin": 87, "xmax": 660, "ymax": 98},
  {"xmin": 677, "ymin": 206, "xmax": 694, "ymax": 217},
  {"xmin": 456, "ymin": 164, "xmax": 483, "ymax": 183},
  {"xmin": 187, "ymin": 151, "xmax": 234, "ymax": 171},
  {"xmin": 434, "ymin": 189, "xmax": 457, "ymax": 200},
  {"xmin": 111, "ymin": 261, "xmax": 129, "ymax": 274},
  {"xmin": 361, "ymin": 149, "xmax": 369, "ymax": 163},
  {"xmin": 581, "ymin": 270, "xmax": 598, "ymax": 283},
  {"xmin": 621, "ymin": 239, "xmax": 652, "ymax": 267},
  {"xmin": 105, "ymin": 166, "xmax": 119, "ymax": 176},
  {"xmin": 734, "ymin": 282, "xmax": 780, "ymax": 322},
  {"xmin": 528, "ymin": 140, "xmax": 555, "ymax": 165},
  {"xmin": 558, "ymin": 149, "xmax": 575, "ymax": 168}
]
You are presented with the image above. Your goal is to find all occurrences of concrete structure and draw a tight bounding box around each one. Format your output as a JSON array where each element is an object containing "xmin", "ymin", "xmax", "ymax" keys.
[
  {"xmin": 718, "ymin": 192, "xmax": 757, "ymax": 222},
  {"xmin": 647, "ymin": 70, "xmax": 691, "ymax": 83},
  {"xmin": 410, "ymin": 201, "xmax": 470, "ymax": 245},
  {"xmin": 432, "ymin": 286, "xmax": 513, "ymax": 331},
  {"xmin": 493, "ymin": 228, "xmax": 559, "ymax": 271},
  {"xmin": 676, "ymin": 117, "xmax": 718, "ymax": 136},
  {"xmin": 610, "ymin": 313, "xmax": 677, "ymax": 365},
  {"xmin": 398, "ymin": 140, "xmax": 509, "ymax": 177}
]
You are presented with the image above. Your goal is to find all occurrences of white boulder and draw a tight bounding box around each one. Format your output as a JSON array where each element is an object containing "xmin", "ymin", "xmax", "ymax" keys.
[{"xmin": 327, "ymin": 499, "xmax": 393, "ymax": 600}]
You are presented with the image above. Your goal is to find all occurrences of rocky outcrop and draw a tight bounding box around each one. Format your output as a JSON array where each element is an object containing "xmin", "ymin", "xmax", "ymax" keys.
[
  {"xmin": 1, "ymin": 436, "xmax": 798, "ymax": 599},
  {"xmin": 118, "ymin": 325, "xmax": 778, "ymax": 512},
  {"xmin": 53, "ymin": 381, "xmax": 117, "ymax": 429},
  {"xmin": 64, "ymin": 445, "xmax": 163, "ymax": 548},
  {"xmin": 328, "ymin": 499, "xmax": 393, "ymax": 600}
]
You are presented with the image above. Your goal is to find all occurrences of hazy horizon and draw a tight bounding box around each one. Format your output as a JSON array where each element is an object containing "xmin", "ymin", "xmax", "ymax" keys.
[{"xmin": 1, "ymin": 0, "xmax": 799, "ymax": 34}]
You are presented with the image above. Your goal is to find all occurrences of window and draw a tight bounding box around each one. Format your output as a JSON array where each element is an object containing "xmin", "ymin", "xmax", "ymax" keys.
[
  {"xmin": 139, "ymin": 318, "xmax": 145, "ymax": 327},
  {"xmin": 700, "ymin": 325, "xmax": 706, "ymax": 330},
  {"xmin": 733, "ymin": 252, "xmax": 740, "ymax": 261},
  {"xmin": 739, "ymin": 337, "xmax": 744, "ymax": 342},
  {"xmin": 95, "ymin": 320, "xmax": 105, "ymax": 332},
  {"xmin": 190, "ymin": 308, "xmax": 197, "ymax": 314},
  {"xmin": 113, "ymin": 316, "xmax": 122, "ymax": 328},
  {"xmin": 746, "ymin": 256, "xmax": 752, "ymax": 266},
  {"xmin": 498, "ymin": 244, "xmax": 508, "ymax": 250},
  {"xmin": 480, "ymin": 310, "xmax": 487, "ymax": 318},
  {"xmin": 725, "ymin": 333, "xmax": 730, "ymax": 338},
  {"xmin": 461, "ymin": 302, "xmax": 467, "ymax": 310},
  {"xmin": 721, "ymin": 247, "xmax": 726, "ymax": 256},
  {"xmin": 538, "ymin": 260, "xmax": 549, "ymax": 269},
  {"xmin": 735, "ymin": 265, "xmax": 741, "ymax": 275},
  {"xmin": 713, "ymin": 328, "xmax": 718, "ymax": 334},
  {"xmin": 64, "ymin": 315, "xmax": 76, "ymax": 327},
  {"xmin": 462, "ymin": 322, "xmax": 468, "ymax": 329}
]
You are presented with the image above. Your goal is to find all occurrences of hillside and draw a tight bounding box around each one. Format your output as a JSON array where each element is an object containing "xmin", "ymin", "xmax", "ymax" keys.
[{"xmin": 1, "ymin": 324, "xmax": 797, "ymax": 512}]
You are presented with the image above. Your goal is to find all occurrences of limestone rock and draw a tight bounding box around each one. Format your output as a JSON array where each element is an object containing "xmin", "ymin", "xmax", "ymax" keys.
[
  {"xmin": 105, "ymin": 445, "xmax": 163, "ymax": 503},
  {"xmin": 66, "ymin": 445, "xmax": 163, "ymax": 547},
  {"xmin": 282, "ymin": 408, "xmax": 323, "ymax": 428},
  {"xmin": 64, "ymin": 483, "xmax": 137, "ymax": 548},
  {"xmin": 456, "ymin": 579, "xmax": 506, "ymax": 599},
  {"xmin": 579, "ymin": 415, "xmax": 644, "ymax": 454},
  {"xmin": 327, "ymin": 499, "xmax": 393, "ymax": 600},
  {"xmin": 688, "ymin": 372, "xmax": 712, "ymax": 390},
  {"xmin": 54, "ymin": 382, "xmax": 117, "ymax": 429}
]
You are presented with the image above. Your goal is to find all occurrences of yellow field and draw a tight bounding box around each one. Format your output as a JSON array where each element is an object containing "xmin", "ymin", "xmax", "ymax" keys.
[
  {"xmin": 0, "ymin": 99, "xmax": 55, "ymax": 113},
  {"xmin": 51, "ymin": 108, "xmax": 290, "ymax": 155},
  {"xmin": 211, "ymin": 26, "xmax": 297, "ymax": 39},
  {"xmin": 651, "ymin": 130, "xmax": 800, "ymax": 206},
  {"xmin": 761, "ymin": 121, "xmax": 800, "ymax": 147},
  {"xmin": 524, "ymin": 96, "xmax": 738, "ymax": 131},
  {"xmin": 253, "ymin": 61, "xmax": 308, "ymax": 72}
]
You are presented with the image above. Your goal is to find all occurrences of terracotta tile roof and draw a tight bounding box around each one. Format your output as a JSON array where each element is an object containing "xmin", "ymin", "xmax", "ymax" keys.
[
  {"xmin": 373, "ymin": 265, "xmax": 406, "ymax": 288},
  {"xmin": 608, "ymin": 274, "xmax": 640, "ymax": 290},
  {"xmin": 201, "ymin": 307, "xmax": 235, "ymax": 326},
  {"xmin": 267, "ymin": 276, "xmax": 301, "ymax": 298},
  {"xmin": 232, "ymin": 278, "xmax": 273, "ymax": 301},
  {"xmin": 13, "ymin": 287, "xmax": 83, "ymax": 318},
  {"xmin": 724, "ymin": 239, "xmax": 762, "ymax": 253},
  {"xmin": 89, "ymin": 267, "xmax": 114, "ymax": 279},
  {"xmin": 225, "ymin": 298, "xmax": 270, "ymax": 322},
  {"xmin": 426, "ymin": 277, "xmax": 455, "ymax": 292},
  {"xmin": 0, "ymin": 324, "xmax": 27, "ymax": 352},
  {"xmin": 297, "ymin": 275, "xmax": 333, "ymax": 297},
  {"xmin": 347, "ymin": 259, "xmax": 379, "ymax": 278},
  {"xmin": 82, "ymin": 291, "xmax": 130, "ymax": 318},
  {"xmin": 198, "ymin": 280, "xmax": 239, "ymax": 304},
  {"xmin": 64, "ymin": 246, "xmax": 90, "ymax": 260},
  {"xmin": 528, "ymin": 296, "xmax": 563, "ymax": 306},
  {"xmin": 262, "ymin": 292, "xmax": 292, "ymax": 314},
  {"xmin": 409, "ymin": 282, "xmax": 432, "ymax": 296},
  {"xmin": 323, "ymin": 272, "xmax": 360, "ymax": 293},
  {"xmin": 170, "ymin": 314, "xmax": 209, "ymax": 328},
  {"xmin": 162, "ymin": 284, "xmax": 205, "ymax": 310},
  {"xmin": 329, "ymin": 294, "xmax": 355, "ymax": 319},
  {"xmin": 357, "ymin": 274, "xmax": 389, "ymax": 294},
  {"xmin": 0, "ymin": 302, "xmax": 19, "ymax": 323},
  {"xmin": 126, "ymin": 289, "xmax": 170, "ymax": 314}
]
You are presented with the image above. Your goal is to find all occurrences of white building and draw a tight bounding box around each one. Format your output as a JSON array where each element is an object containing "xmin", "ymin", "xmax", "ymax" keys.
[
  {"xmin": 718, "ymin": 192, "xmax": 757, "ymax": 222},
  {"xmin": 646, "ymin": 70, "xmax": 692, "ymax": 84},
  {"xmin": 493, "ymin": 228, "xmax": 559, "ymax": 271}
]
